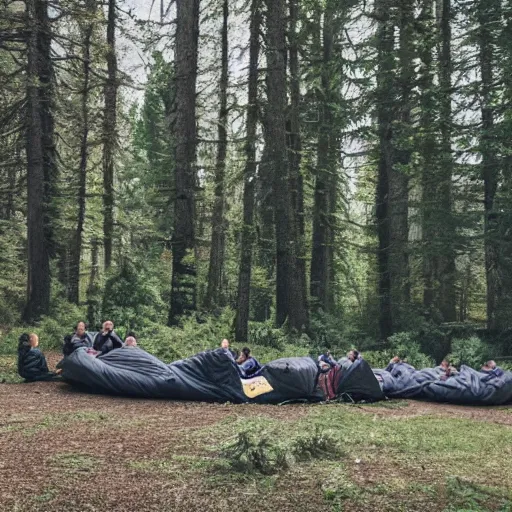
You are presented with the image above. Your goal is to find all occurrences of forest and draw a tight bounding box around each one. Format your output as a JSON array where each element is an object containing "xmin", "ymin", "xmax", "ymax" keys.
[{"xmin": 1, "ymin": 0, "xmax": 512, "ymax": 362}]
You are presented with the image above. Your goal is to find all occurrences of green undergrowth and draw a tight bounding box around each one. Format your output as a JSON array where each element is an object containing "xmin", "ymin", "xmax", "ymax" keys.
[{"xmin": 122, "ymin": 405, "xmax": 512, "ymax": 511}]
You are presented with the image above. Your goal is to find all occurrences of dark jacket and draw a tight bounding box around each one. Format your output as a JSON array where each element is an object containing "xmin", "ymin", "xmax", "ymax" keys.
[
  {"xmin": 239, "ymin": 357, "xmax": 262, "ymax": 378},
  {"xmin": 63, "ymin": 333, "xmax": 93, "ymax": 356},
  {"xmin": 18, "ymin": 347, "xmax": 55, "ymax": 382},
  {"xmin": 93, "ymin": 330, "xmax": 123, "ymax": 354}
]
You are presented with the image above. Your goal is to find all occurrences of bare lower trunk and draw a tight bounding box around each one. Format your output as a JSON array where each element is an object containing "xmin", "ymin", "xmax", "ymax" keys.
[
  {"xmin": 375, "ymin": 0, "xmax": 394, "ymax": 339},
  {"xmin": 69, "ymin": 0, "xmax": 95, "ymax": 304},
  {"xmin": 311, "ymin": 3, "xmax": 336, "ymax": 312},
  {"xmin": 436, "ymin": 0, "xmax": 456, "ymax": 322},
  {"xmin": 287, "ymin": 0, "xmax": 308, "ymax": 325},
  {"xmin": 169, "ymin": 0, "xmax": 200, "ymax": 324},
  {"xmin": 265, "ymin": 0, "xmax": 307, "ymax": 330},
  {"xmin": 235, "ymin": 0, "xmax": 261, "ymax": 342},
  {"xmin": 24, "ymin": 0, "xmax": 53, "ymax": 322},
  {"xmin": 205, "ymin": 0, "xmax": 228, "ymax": 309},
  {"xmin": 102, "ymin": 0, "xmax": 117, "ymax": 270},
  {"xmin": 477, "ymin": 0, "xmax": 501, "ymax": 330}
]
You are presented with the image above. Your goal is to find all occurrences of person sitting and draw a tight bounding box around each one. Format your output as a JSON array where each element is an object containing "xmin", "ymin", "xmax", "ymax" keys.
[
  {"xmin": 18, "ymin": 333, "xmax": 59, "ymax": 382},
  {"xmin": 63, "ymin": 321, "xmax": 93, "ymax": 356},
  {"xmin": 339, "ymin": 349, "xmax": 361, "ymax": 371},
  {"xmin": 220, "ymin": 338, "xmax": 236, "ymax": 360},
  {"xmin": 237, "ymin": 347, "xmax": 261, "ymax": 377},
  {"xmin": 124, "ymin": 336, "xmax": 137, "ymax": 348},
  {"xmin": 93, "ymin": 320, "xmax": 123, "ymax": 355},
  {"xmin": 318, "ymin": 350, "xmax": 337, "ymax": 373}
]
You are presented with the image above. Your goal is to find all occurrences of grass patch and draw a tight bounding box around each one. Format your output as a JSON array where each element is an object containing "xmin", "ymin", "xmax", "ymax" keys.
[
  {"xmin": 33, "ymin": 487, "xmax": 59, "ymax": 503},
  {"xmin": 24, "ymin": 411, "xmax": 109, "ymax": 436},
  {"xmin": 0, "ymin": 355, "xmax": 22, "ymax": 383},
  {"xmin": 50, "ymin": 453, "xmax": 99, "ymax": 473}
]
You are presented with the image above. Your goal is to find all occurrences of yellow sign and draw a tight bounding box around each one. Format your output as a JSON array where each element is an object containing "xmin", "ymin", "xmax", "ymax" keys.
[{"xmin": 242, "ymin": 375, "xmax": 274, "ymax": 398}]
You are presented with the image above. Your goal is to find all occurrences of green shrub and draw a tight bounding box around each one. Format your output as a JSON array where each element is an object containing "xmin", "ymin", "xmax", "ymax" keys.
[
  {"xmin": 363, "ymin": 332, "xmax": 436, "ymax": 369},
  {"xmin": 221, "ymin": 431, "xmax": 289, "ymax": 475},
  {"xmin": 388, "ymin": 332, "xmax": 435, "ymax": 368},
  {"xmin": 290, "ymin": 426, "xmax": 340, "ymax": 462},
  {"xmin": 447, "ymin": 336, "xmax": 490, "ymax": 368},
  {"xmin": 248, "ymin": 320, "xmax": 288, "ymax": 349}
]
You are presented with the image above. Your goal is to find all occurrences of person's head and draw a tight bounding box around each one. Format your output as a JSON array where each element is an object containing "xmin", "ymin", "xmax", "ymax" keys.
[
  {"xmin": 103, "ymin": 320, "xmax": 114, "ymax": 332},
  {"xmin": 76, "ymin": 321, "xmax": 86, "ymax": 336},
  {"xmin": 29, "ymin": 333, "xmax": 39, "ymax": 348},
  {"xmin": 125, "ymin": 336, "xmax": 137, "ymax": 347},
  {"xmin": 440, "ymin": 359, "xmax": 449, "ymax": 369},
  {"xmin": 347, "ymin": 349, "xmax": 359, "ymax": 362},
  {"xmin": 242, "ymin": 347, "xmax": 251, "ymax": 359},
  {"xmin": 18, "ymin": 333, "xmax": 30, "ymax": 352},
  {"xmin": 221, "ymin": 339, "xmax": 230, "ymax": 350},
  {"xmin": 486, "ymin": 360, "xmax": 496, "ymax": 370},
  {"xmin": 64, "ymin": 334, "xmax": 72, "ymax": 344}
]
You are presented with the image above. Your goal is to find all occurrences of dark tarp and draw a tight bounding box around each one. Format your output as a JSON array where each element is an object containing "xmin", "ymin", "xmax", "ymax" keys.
[
  {"xmin": 373, "ymin": 363, "xmax": 512, "ymax": 405},
  {"xmin": 336, "ymin": 359, "xmax": 385, "ymax": 402},
  {"xmin": 58, "ymin": 348, "xmax": 322, "ymax": 404},
  {"xmin": 252, "ymin": 357, "xmax": 323, "ymax": 403}
]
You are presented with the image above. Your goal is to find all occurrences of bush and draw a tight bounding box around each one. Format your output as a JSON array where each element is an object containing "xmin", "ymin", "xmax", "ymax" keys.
[
  {"xmin": 248, "ymin": 320, "xmax": 288, "ymax": 350},
  {"xmin": 447, "ymin": 336, "xmax": 490, "ymax": 368},
  {"xmin": 290, "ymin": 426, "xmax": 340, "ymax": 462},
  {"xmin": 364, "ymin": 332, "xmax": 435, "ymax": 369},
  {"xmin": 221, "ymin": 431, "xmax": 289, "ymax": 475}
]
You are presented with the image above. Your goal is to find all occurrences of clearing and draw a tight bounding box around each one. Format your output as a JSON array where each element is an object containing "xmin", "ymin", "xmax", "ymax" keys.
[{"xmin": 0, "ymin": 355, "xmax": 511, "ymax": 512}]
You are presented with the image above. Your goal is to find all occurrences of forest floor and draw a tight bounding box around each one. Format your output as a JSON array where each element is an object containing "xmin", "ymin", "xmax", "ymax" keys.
[{"xmin": 1, "ymin": 353, "xmax": 511, "ymax": 512}]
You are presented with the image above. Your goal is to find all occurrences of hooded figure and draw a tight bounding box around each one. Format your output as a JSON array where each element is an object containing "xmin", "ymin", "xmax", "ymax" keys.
[{"xmin": 18, "ymin": 333, "xmax": 58, "ymax": 382}]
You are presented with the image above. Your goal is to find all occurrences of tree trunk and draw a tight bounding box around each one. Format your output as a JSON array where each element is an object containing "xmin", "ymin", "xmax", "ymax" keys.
[
  {"xmin": 254, "ymin": 115, "xmax": 275, "ymax": 322},
  {"xmin": 264, "ymin": 0, "xmax": 308, "ymax": 330},
  {"xmin": 86, "ymin": 238, "xmax": 100, "ymax": 327},
  {"xmin": 375, "ymin": 0, "xmax": 395, "ymax": 339},
  {"xmin": 389, "ymin": 0, "xmax": 413, "ymax": 329},
  {"xmin": 235, "ymin": 0, "xmax": 261, "ymax": 342},
  {"xmin": 205, "ymin": 0, "xmax": 228, "ymax": 310},
  {"xmin": 287, "ymin": 0, "xmax": 308, "ymax": 323},
  {"xmin": 169, "ymin": 0, "xmax": 200, "ymax": 324},
  {"xmin": 311, "ymin": 3, "xmax": 336, "ymax": 312},
  {"xmin": 477, "ymin": 0, "xmax": 501, "ymax": 330},
  {"xmin": 23, "ymin": 0, "xmax": 54, "ymax": 322},
  {"xmin": 420, "ymin": 0, "xmax": 438, "ymax": 312},
  {"xmin": 102, "ymin": 0, "xmax": 117, "ymax": 270},
  {"xmin": 69, "ymin": 0, "xmax": 95, "ymax": 305},
  {"xmin": 435, "ymin": 0, "xmax": 456, "ymax": 321}
]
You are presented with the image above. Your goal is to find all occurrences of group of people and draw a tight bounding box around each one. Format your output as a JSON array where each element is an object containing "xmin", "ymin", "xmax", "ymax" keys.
[
  {"xmin": 17, "ymin": 322, "xmax": 505, "ymax": 384},
  {"xmin": 17, "ymin": 320, "xmax": 138, "ymax": 382},
  {"xmin": 384, "ymin": 355, "xmax": 504, "ymax": 380},
  {"xmin": 220, "ymin": 338, "xmax": 262, "ymax": 377},
  {"xmin": 61, "ymin": 320, "xmax": 137, "ymax": 356}
]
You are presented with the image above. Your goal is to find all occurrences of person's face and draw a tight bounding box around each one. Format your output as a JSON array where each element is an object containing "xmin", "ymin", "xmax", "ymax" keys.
[
  {"xmin": 125, "ymin": 337, "xmax": 137, "ymax": 347},
  {"xmin": 103, "ymin": 321, "xmax": 114, "ymax": 332},
  {"xmin": 221, "ymin": 339, "xmax": 229, "ymax": 350},
  {"xmin": 347, "ymin": 350, "xmax": 355, "ymax": 362},
  {"xmin": 76, "ymin": 322, "xmax": 86, "ymax": 336},
  {"xmin": 29, "ymin": 334, "xmax": 39, "ymax": 348},
  {"xmin": 441, "ymin": 360, "xmax": 449, "ymax": 369}
]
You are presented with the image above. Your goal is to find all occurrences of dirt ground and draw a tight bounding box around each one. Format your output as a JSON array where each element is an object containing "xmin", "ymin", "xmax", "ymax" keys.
[{"xmin": 1, "ymin": 354, "xmax": 511, "ymax": 512}]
